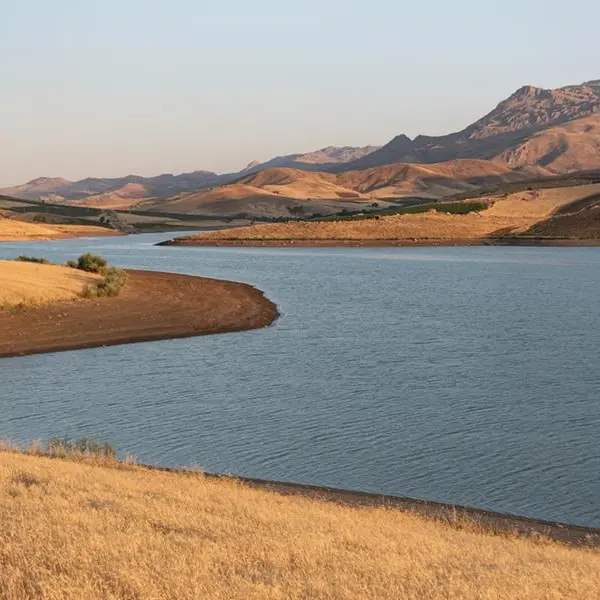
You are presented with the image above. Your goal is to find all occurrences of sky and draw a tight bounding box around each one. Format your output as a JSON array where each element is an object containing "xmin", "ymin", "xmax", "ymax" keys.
[{"xmin": 1, "ymin": 0, "xmax": 599, "ymax": 185}]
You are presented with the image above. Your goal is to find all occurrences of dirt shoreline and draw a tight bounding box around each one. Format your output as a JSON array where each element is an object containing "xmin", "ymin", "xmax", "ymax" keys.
[
  {"xmin": 158, "ymin": 236, "xmax": 600, "ymax": 248},
  {"xmin": 0, "ymin": 270, "xmax": 278, "ymax": 358}
]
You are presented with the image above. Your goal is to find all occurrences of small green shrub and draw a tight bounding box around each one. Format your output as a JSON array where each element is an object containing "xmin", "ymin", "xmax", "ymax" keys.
[
  {"xmin": 81, "ymin": 268, "xmax": 128, "ymax": 299},
  {"xmin": 15, "ymin": 255, "xmax": 50, "ymax": 264},
  {"xmin": 65, "ymin": 253, "xmax": 127, "ymax": 298},
  {"xmin": 73, "ymin": 253, "xmax": 107, "ymax": 273}
]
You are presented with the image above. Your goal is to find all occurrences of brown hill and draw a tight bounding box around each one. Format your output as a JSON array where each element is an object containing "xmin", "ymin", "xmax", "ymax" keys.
[
  {"xmin": 71, "ymin": 183, "xmax": 152, "ymax": 209},
  {"xmin": 496, "ymin": 114, "xmax": 600, "ymax": 173},
  {"xmin": 0, "ymin": 171, "xmax": 223, "ymax": 205},
  {"xmin": 152, "ymin": 168, "xmax": 374, "ymax": 217},
  {"xmin": 151, "ymin": 160, "xmax": 550, "ymax": 217}
]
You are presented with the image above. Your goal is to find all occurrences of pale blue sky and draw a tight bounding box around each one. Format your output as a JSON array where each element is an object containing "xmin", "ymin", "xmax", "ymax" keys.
[{"xmin": 1, "ymin": 0, "xmax": 599, "ymax": 185}]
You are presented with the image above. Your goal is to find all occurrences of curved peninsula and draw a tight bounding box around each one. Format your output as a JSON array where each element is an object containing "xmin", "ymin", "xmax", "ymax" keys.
[{"xmin": 0, "ymin": 267, "xmax": 278, "ymax": 358}]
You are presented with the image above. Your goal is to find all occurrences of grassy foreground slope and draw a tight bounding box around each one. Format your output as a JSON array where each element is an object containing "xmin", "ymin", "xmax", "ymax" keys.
[
  {"xmin": 1, "ymin": 450, "xmax": 599, "ymax": 599},
  {"xmin": 0, "ymin": 260, "xmax": 99, "ymax": 307}
]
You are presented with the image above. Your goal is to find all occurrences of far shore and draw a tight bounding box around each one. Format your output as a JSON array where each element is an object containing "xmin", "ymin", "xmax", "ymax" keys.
[
  {"xmin": 0, "ymin": 222, "xmax": 122, "ymax": 243},
  {"xmin": 158, "ymin": 236, "xmax": 600, "ymax": 248},
  {"xmin": 0, "ymin": 269, "xmax": 278, "ymax": 358}
]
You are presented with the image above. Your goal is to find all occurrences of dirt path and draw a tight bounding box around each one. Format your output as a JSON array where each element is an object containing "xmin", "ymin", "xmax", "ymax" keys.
[{"xmin": 0, "ymin": 270, "xmax": 278, "ymax": 358}]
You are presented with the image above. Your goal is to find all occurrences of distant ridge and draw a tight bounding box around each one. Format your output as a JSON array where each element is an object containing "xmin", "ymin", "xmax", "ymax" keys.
[{"xmin": 4, "ymin": 79, "xmax": 600, "ymax": 215}]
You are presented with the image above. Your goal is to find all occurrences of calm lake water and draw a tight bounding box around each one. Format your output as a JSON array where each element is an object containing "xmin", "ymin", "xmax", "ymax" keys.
[{"xmin": 1, "ymin": 233, "xmax": 600, "ymax": 526}]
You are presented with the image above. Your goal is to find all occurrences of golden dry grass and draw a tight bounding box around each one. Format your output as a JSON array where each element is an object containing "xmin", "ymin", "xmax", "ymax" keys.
[
  {"xmin": 0, "ymin": 219, "xmax": 117, "ymax": 242},
  {"xmin": 0, "ymin": 449, "xmax": 599, "ymax": 599},
  {"xmin": 191, "ymin": 212, "xmax": 524, "ymax": 241},
  {"xmin": 0, "ymin": 260, "xmax": 99, "ymax": 307},
  {"xmin": 483, "ymin": 184, "xmax": 600, "ymax": 219}
]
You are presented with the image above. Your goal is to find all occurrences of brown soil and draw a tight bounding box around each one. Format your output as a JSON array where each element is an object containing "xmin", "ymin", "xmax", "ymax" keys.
[{"xmin": 0, "ymin": 270, "xmax": 278, "ymax": 358}]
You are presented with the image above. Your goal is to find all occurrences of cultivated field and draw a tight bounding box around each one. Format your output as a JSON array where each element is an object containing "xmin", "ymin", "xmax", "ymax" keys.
[
  {"xmin": 0, "ymin": 449, "xmax": 598, "ymax": 599},
  {"xmin": 0, "ymin": 260, "xmax": 99, "ymax": 308}
]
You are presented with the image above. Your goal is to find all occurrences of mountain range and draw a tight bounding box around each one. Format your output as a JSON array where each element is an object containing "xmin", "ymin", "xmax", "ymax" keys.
[{"xmin": 3, "ymin": 80, "xmax": 600, "ymax": 217}]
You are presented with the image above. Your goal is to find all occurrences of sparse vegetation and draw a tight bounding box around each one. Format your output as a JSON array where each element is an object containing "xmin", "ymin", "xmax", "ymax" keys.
[
  {"xmin": 14, "ymin": 255, "xmax": 50, "ymax": 264},
  {"xmin": 329, "ymin": 201, "xmax": 490, "ymax": 220},
  {"xmin": 80, "ymin": 267, "xmax": 128, "ymax": 298},
  {"xmin": 46, "ymin": 436, "xmax": 117, "ymax": 460}
]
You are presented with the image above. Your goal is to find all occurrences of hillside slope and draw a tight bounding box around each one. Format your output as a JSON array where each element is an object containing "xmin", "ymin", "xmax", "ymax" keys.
[
  {"xmin": 151, "ymin": 160, "xmax": 548, "ymax": 217},
  {"xmin": 171, "ymin": 183, "xmax": 600, "ymax": 243},
  {"xmin": 496, "ymin": 114, "xmax": 600, "ymax": 173},
  {"xmin": 1, "ymin": 450, "xmax": 599, "ymax": 599}
]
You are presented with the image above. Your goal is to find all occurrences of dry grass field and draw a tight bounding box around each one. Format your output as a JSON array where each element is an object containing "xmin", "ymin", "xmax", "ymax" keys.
[
  {"xmin": 0, "ymin": 448, "xmax": 599, "ymax": 599},
  {"xmin": 0, "ymin": 260, "xmax": 99, "ymax": 308},
  {"xmin": 0, "ymin": 219, "xmax": 116, "ymax": 242}
]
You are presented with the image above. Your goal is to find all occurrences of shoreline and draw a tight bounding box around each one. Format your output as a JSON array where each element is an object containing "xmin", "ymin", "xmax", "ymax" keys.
[
  {"xmin": 0, "ymin": 269, "xmax": 278, "ymax": 358},
  {"xmin": 158, "ymin": 236, "xmax": 600, "ymax": 248},
  {"xmin": 186, "ymin": 470, "xmax": 600, "ymax": 547}
]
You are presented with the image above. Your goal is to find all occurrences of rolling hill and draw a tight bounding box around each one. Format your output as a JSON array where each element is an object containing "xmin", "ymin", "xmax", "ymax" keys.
[{"xmin": 149, "ymin": 160, "xmax": 549, "ymax": 217}]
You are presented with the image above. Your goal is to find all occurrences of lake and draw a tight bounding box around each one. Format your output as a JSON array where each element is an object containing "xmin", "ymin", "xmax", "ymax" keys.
[{"xmin": 1, "ymin": 233, "xmax": 599, "ymax": 526}]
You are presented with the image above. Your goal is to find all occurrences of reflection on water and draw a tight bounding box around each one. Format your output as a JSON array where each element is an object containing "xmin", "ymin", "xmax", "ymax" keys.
[{"xmin": 1, "ymin": 234, "xmax": 600, "ymax": 526}]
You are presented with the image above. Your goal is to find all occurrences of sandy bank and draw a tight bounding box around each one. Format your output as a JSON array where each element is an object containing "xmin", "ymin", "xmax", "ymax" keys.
[
  {"xmin": 0, "ymin": 220, "xmax": 120, "ymax": 242},
  {"xmin": 0, "ymin": 270, "xmax": 278, "ymax": 358}
]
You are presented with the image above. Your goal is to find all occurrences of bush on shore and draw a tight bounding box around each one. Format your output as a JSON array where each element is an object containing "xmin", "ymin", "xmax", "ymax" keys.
[
  {"xmin": 67, "ymin": 252, "xmax": 107, "ymax": 273},
  {"xmin": 80, "ymin": 267, "xmax": 128, "ymax": 298},
  {"xmin": 66, "ymin": 253, "xmax": 128, "ymax": 298}
]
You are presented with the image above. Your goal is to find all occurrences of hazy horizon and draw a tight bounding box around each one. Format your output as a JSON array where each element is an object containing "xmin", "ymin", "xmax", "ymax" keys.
[{"xmin": 2, "ymin": 0, "xmax": 599, "ymax": 186}]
